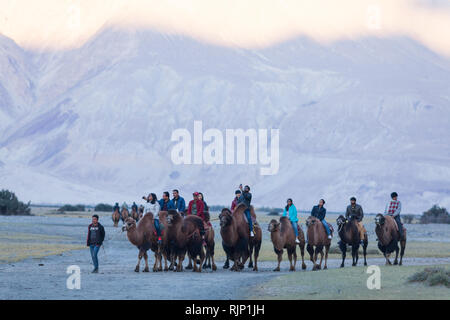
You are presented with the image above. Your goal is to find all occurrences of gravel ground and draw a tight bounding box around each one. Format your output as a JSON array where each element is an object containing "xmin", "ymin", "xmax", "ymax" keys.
[{"xmin": 1, "ymin": 214, "xmax": 449, "ymax": 300}]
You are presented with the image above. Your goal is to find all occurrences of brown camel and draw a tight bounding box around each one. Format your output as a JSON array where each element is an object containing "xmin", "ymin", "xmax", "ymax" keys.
[
  {"xmin": 268, "ymin": 217, "xmax": 297, "ymax": 271},
  {"xmin": 112, "ymin": 208, "xmax": 120, "ymax": 227},
  {"xmin": 156, "ymin": 210, "xmax": 172, "ymax": 271},
  {"xmin": 219, "ymin": 204, "xmax": 255, "ymax": 271},
  {"xmin": 121, "ymin": 215, "xmax": 161, "ymax": 272},
  {"xmin": 131, "ymin": 207, "xmax": 139, "ymax": 222},
  {"xmin": 222, "ymin": 205, "xmax": 261, "ymax": 271},
  {"xmin": 336, "ymin": 215, "xmax": 368, "ymax": 267},
  {"xmin": 306, "ymin": 216, "xmax": 331, "ymax": 271},
  {"xmin": 166, "ymin": 210, "xmax": 205, "ymax": 272},
  {"xmin": 375, "ymin": 214, "xmax": 406, "ymax": 265},
  {"xmin": 202, "ymin": 211, "xmax": 217, "ymax": 271},
  {"xmin": 121, "ymin": 208, "xmax": 129, "ymax": 222}
]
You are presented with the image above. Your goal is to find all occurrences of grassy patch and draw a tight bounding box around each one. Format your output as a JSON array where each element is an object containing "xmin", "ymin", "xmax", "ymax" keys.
[
  {"xmin": 408, "ymin": 267, "xmax": 450, "ymax": 288},
  {"xmin": 249, "ymin": 264, "xmax": 450, "ymax": 300},
  {"xmin": 212, "ymin": 239, "xmax": 450, "ymax": 261},
  {"xmin": 0, "ymin": 243, "xmax": 85, "ymax": 263}
]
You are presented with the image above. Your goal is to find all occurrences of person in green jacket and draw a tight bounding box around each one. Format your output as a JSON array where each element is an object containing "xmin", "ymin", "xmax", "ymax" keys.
[{"xmin": 282, "ymin": 198, "xmax": 300, "ymax": 244}]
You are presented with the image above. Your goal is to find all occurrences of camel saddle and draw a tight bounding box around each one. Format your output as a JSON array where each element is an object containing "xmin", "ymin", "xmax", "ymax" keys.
[{"xmin": 243, "ymin": 215, "xmax": 259, "ymax": 229}]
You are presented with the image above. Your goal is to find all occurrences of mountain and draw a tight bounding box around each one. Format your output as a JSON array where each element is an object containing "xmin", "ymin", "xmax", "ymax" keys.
[{"xmin": 0, "ymin": 26, "xmax": 449, "ymax": 212}]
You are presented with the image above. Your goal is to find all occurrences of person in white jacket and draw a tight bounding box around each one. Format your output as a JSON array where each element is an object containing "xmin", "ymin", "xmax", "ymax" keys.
[{"xmin": 143, "ymin": 193, "xmax": 162, "ymax": 243}]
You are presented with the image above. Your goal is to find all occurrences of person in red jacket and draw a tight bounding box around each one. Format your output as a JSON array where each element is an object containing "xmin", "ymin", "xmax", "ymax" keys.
[
  {"xmin": 187, "ymin": 192, "xmax": 206, "ymax": 246},
  {"xmin": 231, "ymin": 189, "xmax": 241, "ymax": 212},
  {"xmin": 187, "ymin": 192, "xmax": 205, "ymax": 220}
]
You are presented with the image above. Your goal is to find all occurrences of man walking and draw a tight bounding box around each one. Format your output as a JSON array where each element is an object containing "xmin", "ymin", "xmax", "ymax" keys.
[{"xmin": 86, "ymin": 214, "xmax": 105, "ymax": 273}]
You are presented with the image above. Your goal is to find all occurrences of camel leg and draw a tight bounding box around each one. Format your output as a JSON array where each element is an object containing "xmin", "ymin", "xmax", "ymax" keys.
[
  {"xmin": 186, "ymin": 255, "xmax": 193, "ymax": 270},
  {"xmin": 339, "ymin": 241, "xmax": 347, "ymax": 268},
  {"xmin": 384, "ymin": 252, "xmax": 392, "ymax": 265},
  {"xmin": 399, "ymin": 240, "xmax": 406, "ymax": 266},
  {"xmin": 163, "ymin": 251, "xmax": 169, "ymax": 271},
  {"xmin": 274, "ymin": 250, "xmax": 282, "ymax": 272},
  {"xmin": 198, "ymin": 247, "xmax": 205, "ymax": 273},
  {"xmin": 293, "ymin": 248, "xmax": 297, "ymax": 271},
  {"xmin": 323, "ymin": 245, "xmax": 329, "ymax": 270},
  {"xmin": 393, "ymin": 243, "xmax": 399, "ymax": 265},
  {"xmin": 307, "ymin": 244, "xmax": 315, "ymax": 270},
  {"xmin": 248, "ymin": 242, "xmax": 254, "ymax": 269},
  {"xmin": 135, "ymin": 252, "xmax": 143, "ymax": 272},
  {"xmin": 144, "ymin": 252, "xmax": 149, "ymax": 272},
  {"xmin": 352, "ymin": 245, "xmax": 358, "ymax": 267},
  {"xmin": 203, "ymin": 247, "xmax": 209, "ymax": 269},
  {"xmin": 158, "ymin": 252, "xmax": 163, "ymax": 271},
  {"xmin": 300, "ymin": 242, "xmax": 306, "ymax": 270},
  {"xmin": 363, "ymin": 240, "xmax": 368, "ymax": 266},
  {"xmin": 253, "ymin": 241, "xmax": 261, "ymax": 272},
  {"xmin": 223, "ymin": 255, "xmax": 230, "ymax": 269},
  {"xmin": 153, "ymin": 252, "xmax": 158, "ymax": 272},
  {"xmin": 317, "ymin": 247, "xmax": 324, "ymax": 270},
  {"xmin": 177, "ymin": 254, "xmax": 184, "ymax": 272},
  {"xmin": 312, "ymin": 250, "xmax": 318, "ymax": 271}
]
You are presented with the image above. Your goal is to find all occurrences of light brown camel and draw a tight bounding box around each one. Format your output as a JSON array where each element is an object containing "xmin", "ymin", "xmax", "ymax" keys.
[
  {"xmin": 166, "ymin": 210, "xmax": 205, "ymax": 272},
  {"xmin": 121, "ymin": 208, "xmax": 129, "ymax": 222},
  {"xmin": 268, "ymin": 217, "xmax": 299, "ymax": 271},
  {"xmin": 202, "ymin": 211, "xmax": 217, "ymax": 271},
  {"xmin": 375, "ymin": 214, "xmax": 406, "ymax": 265},
  {"xmin": 121, "ymin": 215, "xmax": 161, "ymax": 272},
  {"xmin": 306, "ymin": 216, "xmax": 331, "ymax": 271},
  {"xmin": 112, "ymin": 208, "xmax": 120, "ymax": 227},
  {"xmin": 131, "ymin": 207, "xmax": 139, "ymax": 222}
]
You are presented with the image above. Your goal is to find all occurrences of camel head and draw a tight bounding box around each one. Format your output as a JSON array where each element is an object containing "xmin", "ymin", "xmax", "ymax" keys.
[
  {"xmin": 122, "ymin": 217, "xmax": 136, "ymax": 232},
  {"xmin": 166, "ymin": 210, "xmax": 179, "ymax": 226},
  {"xmin": 305, "ymin": 216, "xmax": 317, "ymax": 227},
  {"xmin": 219, "ymin": 208, "xmax": 232, "ymax": 227},
  {"xmin": 267, "ymin": 219, "xmax": 280, "ymax": 232},
  {"xmin": 374, "ymin": 214, "xmax": 385, "ymax": 226},
  {"xmin": 336, "ymin": 215, "xmax": 347, "ymax": 227}
]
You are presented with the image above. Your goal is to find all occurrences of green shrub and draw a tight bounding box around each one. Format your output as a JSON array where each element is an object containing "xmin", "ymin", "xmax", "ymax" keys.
[
  {"xmin": 94, "ymin": 203, "xmax": 113, "ymax": 212},
  {"xmin": 420, "ymin": 205, "xmax": 450, "ymax": 224},
  {"xmin": 408, "ymin": 267, "xmax": 450, "ymax": 287},
  {"xmin": 57, "ymin": 204, "xmax": 85, "ymax": 212},
  {"xmin": 0, "ymin": 189, "xmax": 31, "ymax": 215}
]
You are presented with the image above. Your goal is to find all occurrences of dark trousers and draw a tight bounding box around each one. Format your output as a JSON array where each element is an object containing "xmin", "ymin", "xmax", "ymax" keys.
[
  {"xmin": 244, "ymin": 208, "xmax": 253, "ymax": 232},
  {"xmin": 394, "ymin": 215, "xmax": 403, "ymax": 238},
  {"xmin": 154, "ymin": 219, "xmax": 161, "ymax": 236},
  {"xmin": 89, "ymin": 245, "xmax": 100, "ymax": 270}
]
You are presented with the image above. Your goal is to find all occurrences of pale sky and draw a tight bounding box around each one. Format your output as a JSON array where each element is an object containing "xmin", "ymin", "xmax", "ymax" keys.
[{"xmin": 1, "ymin": 0, "xmax": 450, "ymax": 56}]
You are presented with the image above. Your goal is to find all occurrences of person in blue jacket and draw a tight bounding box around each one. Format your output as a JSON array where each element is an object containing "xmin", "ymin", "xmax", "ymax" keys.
[
  {"xmin": 159, "ymin": 191, "xmax": 172, "ymax": 211},
  {"xmin": 311, "ymin": 199, "xmax": 332, "ymax": 239},
  {"xmin": 171, "ymin": 189, "xmax": 186, "ymax": 214},
  {"xmin": 282, "ymin": 198, "xmax": 300, "ymax": 244}
]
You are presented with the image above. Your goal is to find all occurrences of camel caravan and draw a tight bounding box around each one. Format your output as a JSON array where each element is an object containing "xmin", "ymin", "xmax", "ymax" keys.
[{"xmin": 112, "ymin": 188, "xmax": 407, "ymax": 273}]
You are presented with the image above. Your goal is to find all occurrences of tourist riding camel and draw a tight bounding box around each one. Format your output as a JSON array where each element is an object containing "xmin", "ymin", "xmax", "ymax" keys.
[
  {"xmin": 143, "ymin": 193, "xmax": 162, "ymax": 244},
  {"xmin": 238, "ymin": 184, "xmax": 254, "ymax": 237},
  {"xmin": 282, "ymin": 198, "xmax": 301, "ymax": 244},
  {"xmin": 198, "ymin": 192, "xmax": 209, "ymax": 212},
  {"xmin": 311, "ymin": 199, "xmax": 332, "ymax": 240},
  {"xmin": 187, "ymin": 192, "xmax": 207, "ymax": 244},
  {"xmin": 384, "ymin": 192, "xmax": 403, "ymax": 238},
  {"xmin": 170, "ymin": 189, "xmax": 186, "ymax": 214},
  {"xmin": 159, "ymin": 192, "xmax": 172, "ymax": 212},
  {"xmin": 231, "ymin": 190, "xmax": 241, "ymax": 212},
  {"xmin": 345, "ymin": 197, "xmax": 366, "ymax": 245}
]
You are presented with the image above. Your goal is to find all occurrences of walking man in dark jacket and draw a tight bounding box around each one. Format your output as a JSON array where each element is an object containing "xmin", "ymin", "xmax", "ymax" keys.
[
  {"xmin": 86, "ymin": 214, "xmax": 105, "ymax": 273},
  {"xmin": 346, "ymin": 197, "xmax": 366, "ymax": 244}
]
